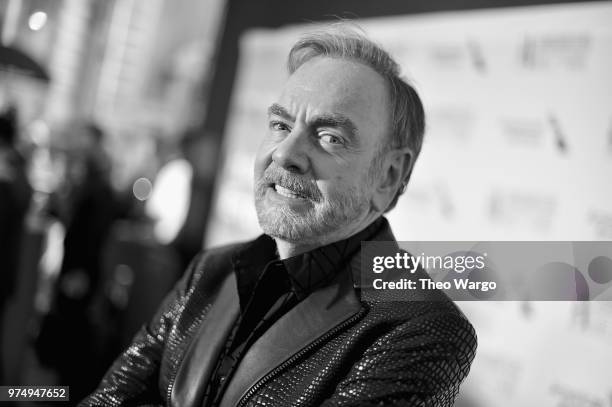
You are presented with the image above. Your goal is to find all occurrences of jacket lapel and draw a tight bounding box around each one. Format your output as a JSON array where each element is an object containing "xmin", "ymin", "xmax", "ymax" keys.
[
  {"xmin": 219, "ymin": 267, "xmax": 363, "ymax": 407},
  {"xmin": 171, "ymin": 271, "xmax": 240, "ymax": 407}
]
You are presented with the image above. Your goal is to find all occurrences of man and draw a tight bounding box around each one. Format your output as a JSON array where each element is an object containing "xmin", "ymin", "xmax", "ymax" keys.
[{"xmin": 82, "ymin": 25, "xmax": 476, "ymax": 407}]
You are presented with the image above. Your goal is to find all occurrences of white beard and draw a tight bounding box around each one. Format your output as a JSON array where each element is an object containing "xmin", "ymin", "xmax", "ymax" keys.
[{"xmin": 254, "ymin": 166, "xmax": 372, "ymax": 244}]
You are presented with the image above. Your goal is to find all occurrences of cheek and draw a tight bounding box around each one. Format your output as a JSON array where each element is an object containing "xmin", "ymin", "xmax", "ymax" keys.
[{"xmin": 317, "ymin": 173, "xmax": 356, "ymax": 197}]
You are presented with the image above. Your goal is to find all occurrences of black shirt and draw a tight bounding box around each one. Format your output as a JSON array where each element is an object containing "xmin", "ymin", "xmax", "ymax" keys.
[{"xmin": 202, "ymin": 217, "xmax": 384, "ymax": 406}]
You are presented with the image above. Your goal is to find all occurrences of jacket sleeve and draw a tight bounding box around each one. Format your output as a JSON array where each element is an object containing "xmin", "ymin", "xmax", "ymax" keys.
[
  {"xmin": 321, "ymin": 310, "xmax": 477, "ymax": 407},
  {"xmin": 79, "ymin": 253, "xmax": 205, "ymax": 407}
]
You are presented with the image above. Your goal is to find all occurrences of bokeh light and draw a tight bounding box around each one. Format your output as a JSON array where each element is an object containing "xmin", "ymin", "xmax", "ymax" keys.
[
  {"xmin": 28, "ymin": 11, "xmax": 48, "ymax": 31},
  {"xmin": 132, "ymin": 177, "xmax": 153, "ymax": 201}
]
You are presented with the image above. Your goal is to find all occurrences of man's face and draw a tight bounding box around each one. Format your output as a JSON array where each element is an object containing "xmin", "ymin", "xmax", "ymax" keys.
[{"xmin": 254, "ymin": 56, "xmax": 391, "ymax": 244}]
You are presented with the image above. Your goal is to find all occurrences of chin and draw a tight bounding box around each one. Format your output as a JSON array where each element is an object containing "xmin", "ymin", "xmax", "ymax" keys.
[{"xmin": 256, "ymin": 206, "xmax": 319, "ymax": 243}]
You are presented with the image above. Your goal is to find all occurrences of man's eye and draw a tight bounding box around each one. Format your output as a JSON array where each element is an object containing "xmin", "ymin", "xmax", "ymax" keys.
[
  {"xmin": 319, "ymin": 134, "xmax": 344, "ymax": 146},
  {"xmin": 269, "ymin": 121, "xmax": 290, "ymax": 132}
]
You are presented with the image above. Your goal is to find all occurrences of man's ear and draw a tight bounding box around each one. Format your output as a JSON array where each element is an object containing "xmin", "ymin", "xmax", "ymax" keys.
[{"xmin": 372, "ymin": 147, "xmax": 414, "ymax": 212}]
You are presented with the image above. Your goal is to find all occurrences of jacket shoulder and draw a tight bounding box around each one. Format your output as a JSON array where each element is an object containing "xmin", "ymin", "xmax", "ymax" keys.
[{"xmin": 366, "ymin": 297, "xmax": 477, "ymax": 364}]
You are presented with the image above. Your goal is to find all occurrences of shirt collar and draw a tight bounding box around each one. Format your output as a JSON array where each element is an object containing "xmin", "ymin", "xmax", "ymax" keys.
[{"xmin": 234, "ymin": 217, "xmax": 385, "ymax": 302}]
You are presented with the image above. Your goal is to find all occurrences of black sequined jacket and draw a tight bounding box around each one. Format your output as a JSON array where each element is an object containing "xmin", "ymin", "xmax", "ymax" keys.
[{"xmin": 81, "ymin": 221, "xmax": 477, "ymax": 407}]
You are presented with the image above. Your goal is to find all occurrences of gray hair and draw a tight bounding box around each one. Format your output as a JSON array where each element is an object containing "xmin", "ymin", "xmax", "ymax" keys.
[{"xmin": 287, "ymin": 24, "xmax": 425, "ymax": 211}]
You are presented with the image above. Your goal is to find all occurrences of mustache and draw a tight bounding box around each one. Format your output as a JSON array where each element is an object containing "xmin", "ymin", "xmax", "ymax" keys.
[{"xmin": 260, "ymin": 165, "xmax": 322, "ymax": 202}]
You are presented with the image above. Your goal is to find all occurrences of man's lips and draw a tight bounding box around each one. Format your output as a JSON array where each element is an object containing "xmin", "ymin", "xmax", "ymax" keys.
[{"xmin": 272, "ymin": 183, "xmax": 308, "ymax": 199}]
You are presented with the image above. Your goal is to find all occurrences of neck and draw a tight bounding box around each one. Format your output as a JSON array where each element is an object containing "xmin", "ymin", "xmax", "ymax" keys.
[{"xmin": 275, "ymin": 240, "xmax": 318, "ymax": 259}]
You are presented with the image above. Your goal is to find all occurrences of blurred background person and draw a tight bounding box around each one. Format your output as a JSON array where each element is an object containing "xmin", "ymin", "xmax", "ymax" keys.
[
  {"xmin": 35, "ymin": 121, "xmax": 119, "ymax": 402},
  {"xmin": 0, "ymin": 105, "xmax": 32, "ymax": 384}
]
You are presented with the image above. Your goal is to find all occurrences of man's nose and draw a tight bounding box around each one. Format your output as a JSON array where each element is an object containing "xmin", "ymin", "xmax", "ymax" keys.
[{"xmin": 271, "ymin": 127, "xmax": 310, "ymax": 174}]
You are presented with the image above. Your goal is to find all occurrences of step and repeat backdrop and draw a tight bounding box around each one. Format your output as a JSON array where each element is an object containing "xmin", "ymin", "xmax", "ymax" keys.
[{"xmin": 206, "ymin": 2, "xmax": 612, "ymax": 406}]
